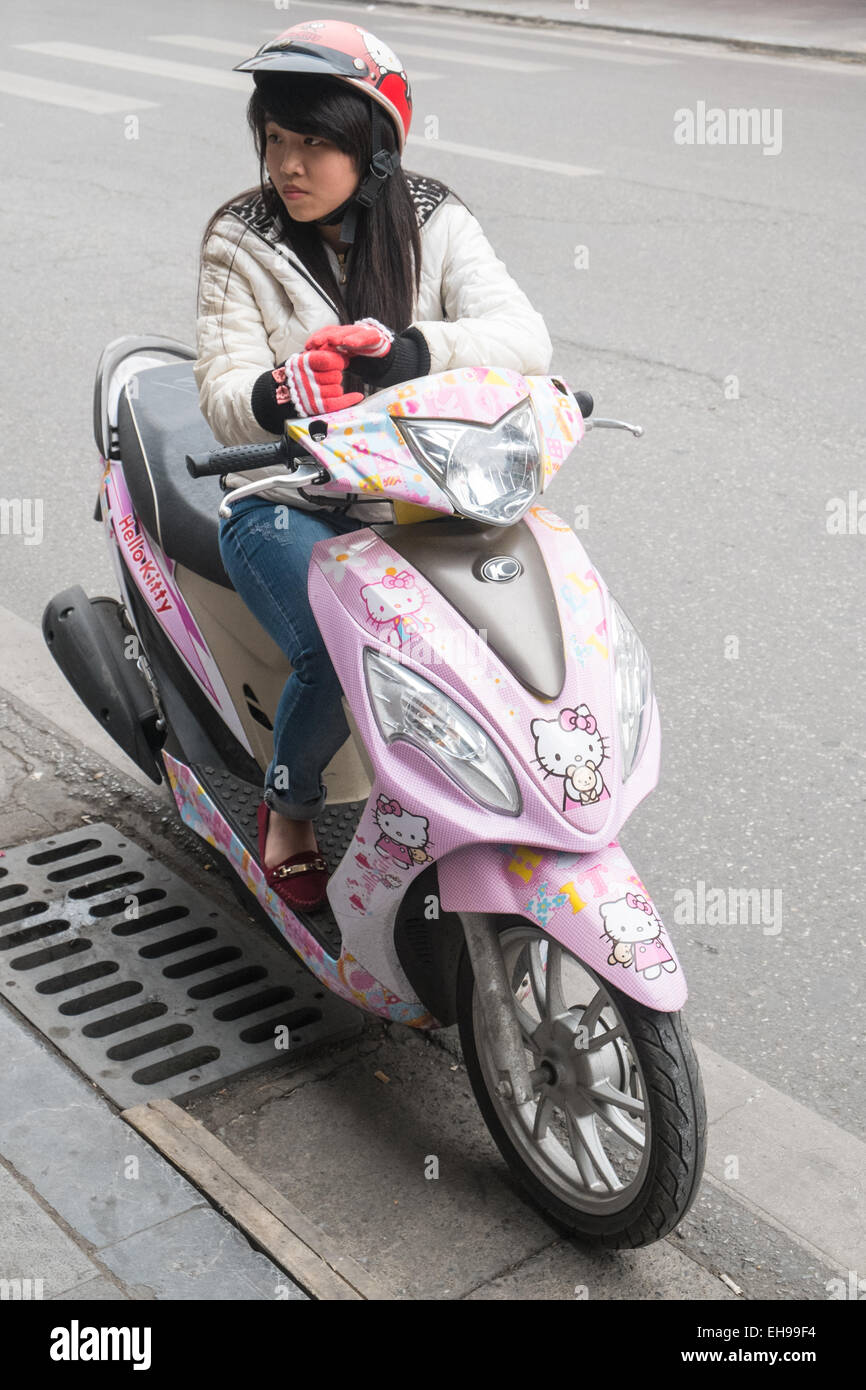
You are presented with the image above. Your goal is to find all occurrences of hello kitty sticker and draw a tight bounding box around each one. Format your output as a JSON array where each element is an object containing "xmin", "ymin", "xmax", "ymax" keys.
[
  {"xmin": 342, "ymin": 794, "xmax": 435, "ymax": 917},
  {"xmin": 531, "ymin": 703, "xmax": 610, "ymax": 812},
  {"xmin": 600, "ymin": 892, "xmax": 677, "ymax": 981},
  {"xmin": 360, "ymin": 567, "xmax": 433, "ymax": 648},
  {"xmin": 374, "ymin": 794, "xmax": 434, "ymax": 870}
]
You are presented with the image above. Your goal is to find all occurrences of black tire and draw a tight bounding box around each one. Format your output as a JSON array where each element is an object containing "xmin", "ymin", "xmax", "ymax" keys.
[{"xmin": 456, "ymin": 918, "xmax": 707, "ymax": 1250}]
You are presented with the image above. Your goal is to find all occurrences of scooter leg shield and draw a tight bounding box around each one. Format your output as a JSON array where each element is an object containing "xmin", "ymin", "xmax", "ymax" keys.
[
  {"xmin": 42, "ymin": 585, "xmax": 163, "ymax": 783},
  {"xmin": 438, "ymin": 840, "xmax": 687, "ymax": 1011}
]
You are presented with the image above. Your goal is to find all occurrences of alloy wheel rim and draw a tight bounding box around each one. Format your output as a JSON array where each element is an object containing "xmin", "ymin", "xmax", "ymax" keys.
[{"xmin": 473, "ymin": 925, "xmax": 652, "ymax": 1214}]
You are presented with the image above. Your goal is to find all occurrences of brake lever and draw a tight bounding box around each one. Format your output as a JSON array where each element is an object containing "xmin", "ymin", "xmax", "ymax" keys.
[
  {"xmin": 217, "ymin": 457, "xmax": 331, "ymax": 518},
  {"xmin": 586, "ymin": 418, "xmax": 644, "ymax": 437}
]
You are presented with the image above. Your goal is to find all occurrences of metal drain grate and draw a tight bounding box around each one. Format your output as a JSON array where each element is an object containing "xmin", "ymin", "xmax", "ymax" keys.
[{"xmin": 0, "ymin": 824, "xmax": 362, "ymax": 1107}]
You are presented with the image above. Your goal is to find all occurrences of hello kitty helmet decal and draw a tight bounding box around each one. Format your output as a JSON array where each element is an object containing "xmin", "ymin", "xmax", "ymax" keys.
[{"xmin": 234, "ymin": 20, "xmax": 411, "ymax": 244}]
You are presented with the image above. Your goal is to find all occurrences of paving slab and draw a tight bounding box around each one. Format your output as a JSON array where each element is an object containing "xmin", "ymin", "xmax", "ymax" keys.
[
  {"xmin": 464, "ymin": 1235, "xmax": 736, "ymax": 1299},
  {"xmin": 50, "ymin": 1276, "xmax": 131, "ymax": 1301},
  {"xmin": 0, "ymin": 1161, "xmax": 98, "ymax": 1299},
  {"xmin": 98, "ymin": 1205, "xmax": 307, "ymax": 1301},
  {"xmin": 0, "ymin": 1005, "xmax": 204, "ymax": 1248},
  {"xmin": 0, "ymin": 1000, "xmax": 305, "ymax": 1300}
]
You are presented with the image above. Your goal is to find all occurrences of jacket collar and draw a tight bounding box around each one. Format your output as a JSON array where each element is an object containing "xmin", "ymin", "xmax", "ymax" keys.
[{"xmin": 224, "ymin": 171, "xmax": 453, "ymax": 313}]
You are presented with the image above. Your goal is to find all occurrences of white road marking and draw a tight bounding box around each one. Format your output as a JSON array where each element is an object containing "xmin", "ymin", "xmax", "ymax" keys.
[
  {"xmin": 15, "ymin": 41, "xmax": 252, "ymax": 91},
  {"xmin": 0, "ymin": 69, "xmax": 158, "ymax": 114},
  {"xmin": 406, "ymin": 132, "xmax": 601, "ymax": 177}
]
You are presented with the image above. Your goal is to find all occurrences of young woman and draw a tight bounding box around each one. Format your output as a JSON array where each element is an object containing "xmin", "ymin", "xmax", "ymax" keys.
[{"xmin": 195, "ymin": 19, "xmax": 552, "ymax": 912}]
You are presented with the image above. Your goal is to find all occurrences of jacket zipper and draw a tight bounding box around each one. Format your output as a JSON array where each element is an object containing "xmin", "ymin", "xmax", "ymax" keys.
[{"xmin": 228, "ymin": 213, "xmax": 340, "ymax": 314}]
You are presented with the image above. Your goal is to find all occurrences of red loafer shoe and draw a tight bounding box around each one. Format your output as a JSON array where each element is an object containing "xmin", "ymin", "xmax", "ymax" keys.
[{"xmin": 256, "ymin": 801, "xmax": 330, "ymax": 912}]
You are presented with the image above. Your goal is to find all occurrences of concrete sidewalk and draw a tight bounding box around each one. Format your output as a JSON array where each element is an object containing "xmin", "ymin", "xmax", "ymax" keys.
[
  {"xmin": 366, "ymin": 0, "xmax": 866, "ymax": 61},
  {"xmin": 0, "ymin": 1002, "xmax": 307, "ymax": 1302}
]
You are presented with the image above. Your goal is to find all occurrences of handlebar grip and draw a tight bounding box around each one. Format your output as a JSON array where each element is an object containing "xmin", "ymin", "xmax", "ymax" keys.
[
  {"xmin": 186, "ymin": 441, "xmax": 287, "ymax": 479},
  {"xmin": 575, "ymin": 391, "xmax": 594, "ymax": 419}
]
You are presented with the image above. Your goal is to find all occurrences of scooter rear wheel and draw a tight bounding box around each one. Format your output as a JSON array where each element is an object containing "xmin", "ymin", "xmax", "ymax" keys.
[{"xmin": 456, "ymin": 918, "xmax": 706, "ymax": 1249}]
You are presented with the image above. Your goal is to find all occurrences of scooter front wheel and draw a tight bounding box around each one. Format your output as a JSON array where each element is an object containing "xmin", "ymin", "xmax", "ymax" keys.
[{"xmin": 456, "ymin": 919, "xmax": 706, "ymax": 1249}]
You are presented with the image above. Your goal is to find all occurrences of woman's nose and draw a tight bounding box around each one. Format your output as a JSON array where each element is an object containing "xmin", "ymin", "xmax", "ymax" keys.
[{"xmin": 280, "ymin": 148, "xmax": 305, "ymax": 175}]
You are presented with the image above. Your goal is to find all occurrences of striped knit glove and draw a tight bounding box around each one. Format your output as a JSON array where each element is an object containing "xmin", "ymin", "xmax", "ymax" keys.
[
  {"xmin": 250, "ymin": 350, "xmax": 363, "ymax": 434},
  {"xmin": 276, "ymin": 348, "xmax": 364, "ymax": 416}
]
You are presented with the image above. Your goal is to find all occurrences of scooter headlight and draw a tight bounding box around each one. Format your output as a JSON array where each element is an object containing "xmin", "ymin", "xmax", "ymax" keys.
[
  {"xmin": 363, "ymin": 649, "xmax": 521, "ymax": 815},
  {"xmin": 397, "ymin": 399, "xmax": 541, "ymax": 525},
  {"xmin": 609, "ymin": 597, "xmax": 653, "ymax": 780}
]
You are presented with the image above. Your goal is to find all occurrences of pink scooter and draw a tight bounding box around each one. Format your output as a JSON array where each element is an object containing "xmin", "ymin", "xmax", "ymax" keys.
[{"xmin": 44, "ymin": 336, "xmax": 706, "ymax": 1247}]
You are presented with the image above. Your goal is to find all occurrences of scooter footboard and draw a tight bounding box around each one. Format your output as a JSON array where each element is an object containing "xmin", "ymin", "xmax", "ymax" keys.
[{"xmin": 437, "ymin": 841, "xmax": 687, "ymax": 1011}]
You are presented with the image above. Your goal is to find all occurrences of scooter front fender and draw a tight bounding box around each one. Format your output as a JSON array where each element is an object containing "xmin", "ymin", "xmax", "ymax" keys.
[{"xmin": 437, "ymin": 840, "xmax": 687, "ymax": 1011}]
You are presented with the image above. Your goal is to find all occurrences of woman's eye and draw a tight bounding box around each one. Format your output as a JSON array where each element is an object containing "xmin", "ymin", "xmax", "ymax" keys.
[{"xmin": 268, "ymin": 134, "xmax": 322, "ymax": 145}]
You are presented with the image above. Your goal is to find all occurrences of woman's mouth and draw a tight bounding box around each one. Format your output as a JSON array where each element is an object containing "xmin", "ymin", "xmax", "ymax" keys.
[{"xmin": 283, "ymin": 188, "xmax": 308, "ymax": 199}]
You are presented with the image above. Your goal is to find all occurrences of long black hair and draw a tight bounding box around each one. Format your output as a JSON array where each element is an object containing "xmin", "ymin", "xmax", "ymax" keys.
[{"xmin": 198, "ymin": 72, "xmax": 423, "ymax": 396}]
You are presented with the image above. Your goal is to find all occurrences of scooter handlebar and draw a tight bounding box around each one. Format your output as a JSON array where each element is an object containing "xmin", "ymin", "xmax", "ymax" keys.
[
  {"xmin": 186, "ymin": 440, "xmax": 289, "ymax": 478},
  {"xmin": 186, "ymin": 385, "xmax": 595, "ymax": 481}
]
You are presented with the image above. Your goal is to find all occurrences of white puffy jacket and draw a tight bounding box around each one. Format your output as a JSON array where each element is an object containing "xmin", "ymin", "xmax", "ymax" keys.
[{"xmin": 194, "ymin": 171, "xmax": 553, "ymax": 509}]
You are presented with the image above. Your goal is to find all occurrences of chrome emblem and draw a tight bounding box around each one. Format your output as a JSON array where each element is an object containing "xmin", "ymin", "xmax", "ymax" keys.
[{"xmin": 479, "ymin": 555, "xmax": 522, "ymax": 583}]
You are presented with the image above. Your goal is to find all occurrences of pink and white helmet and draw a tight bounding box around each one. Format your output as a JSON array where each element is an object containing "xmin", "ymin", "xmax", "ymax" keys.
[{"xmin": 234, "ymin": 18, "xmax": 412, "ymax": 153}]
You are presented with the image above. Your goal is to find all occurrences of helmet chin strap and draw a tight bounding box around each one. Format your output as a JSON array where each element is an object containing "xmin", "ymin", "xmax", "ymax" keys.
[{"xmin": 312, "ymin": 102, "xmax": 401, "ymax": 246}]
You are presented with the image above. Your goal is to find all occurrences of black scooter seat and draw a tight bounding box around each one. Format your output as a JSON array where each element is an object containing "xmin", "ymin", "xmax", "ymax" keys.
[{"xmin": 116, "ymin": 361, "xmax": 232, "ymax": 588}]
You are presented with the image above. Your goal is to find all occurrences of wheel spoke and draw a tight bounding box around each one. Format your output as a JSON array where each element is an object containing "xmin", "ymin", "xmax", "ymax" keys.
[
  {"xmin": 532, "ymin": 1093, "xmax": 555, "ymax": 1141},
  {"xmin": 563, "ymin": 1109, "xmax": 603, "ymax": 1189},
  {"xmin": 580, "ymin": 987, "xmax": 609, "ymax": 1035},
  {"xmin": 584, "ymin": 1022, "xmax": 625, "ymax": 1052},
  {"xmin": 595, "ymin": 1104, "xmax": 646, "ymax": 1148},
  {"xmin": 587, "ymin": 1077, "xmax": 646, "ymax": 1118},
  {"xmin": 566, "ymin": 1110, "xmax": 622, "ymax": 1192}
]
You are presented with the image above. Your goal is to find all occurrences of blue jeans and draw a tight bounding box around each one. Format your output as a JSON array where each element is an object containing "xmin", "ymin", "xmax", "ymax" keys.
[{"xmin": 218, "ymin": 496, "xmax": 368, "ymax": 819}]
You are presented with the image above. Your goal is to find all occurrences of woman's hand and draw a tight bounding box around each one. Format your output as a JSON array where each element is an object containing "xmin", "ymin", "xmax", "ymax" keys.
[
  {"xmin": 304, "ymin": 317, "xmax": 395, "ymax": 360},
  {"xmin": 277, "ymin": 348, "xmax": 364, "ymax": 415}
]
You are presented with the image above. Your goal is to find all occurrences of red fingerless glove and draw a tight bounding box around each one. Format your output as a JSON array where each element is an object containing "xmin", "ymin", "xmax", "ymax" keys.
[{"xmin": 304, "ymin": 317, "xmax": 395, "ymax": 359}]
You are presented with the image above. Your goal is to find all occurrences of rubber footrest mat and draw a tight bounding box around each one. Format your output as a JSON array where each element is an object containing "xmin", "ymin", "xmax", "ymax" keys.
[
  {"xmin": 0, "ymin": 823, "xmax": 362, "ymax": 1108},
  {"xmin": 191, "ymin": 764, "xmax": 365, "ymax": 960}
]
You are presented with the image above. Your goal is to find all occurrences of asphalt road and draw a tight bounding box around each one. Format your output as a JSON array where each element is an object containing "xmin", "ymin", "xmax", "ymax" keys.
[{"xmin": 1, "ymin": 0, "xmax": 863, "ymax": 1146}]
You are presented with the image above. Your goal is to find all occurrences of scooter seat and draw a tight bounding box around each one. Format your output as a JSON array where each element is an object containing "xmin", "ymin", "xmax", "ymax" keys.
[{"xmin": 116, "ymin": 360, "xmax": 232, "ymax": 588}]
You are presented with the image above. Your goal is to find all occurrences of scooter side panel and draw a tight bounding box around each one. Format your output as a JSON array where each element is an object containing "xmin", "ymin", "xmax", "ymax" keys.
[
  {"xmin": 101, "ymin": 459, "xmax": 251, "ymax": 751},
  {"xmin": 437, "ymin": 840, "xmax": 687, "ymax": 1012},
  {"xmin": 161, "ymin": 752, "xmax": 437, "ymax": 1028}
]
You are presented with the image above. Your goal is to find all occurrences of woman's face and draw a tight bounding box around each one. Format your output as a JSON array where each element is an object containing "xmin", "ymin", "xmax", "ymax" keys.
[{"xmin": 264, "ymin": 120, "xmax": 358, "ymax": 224}]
